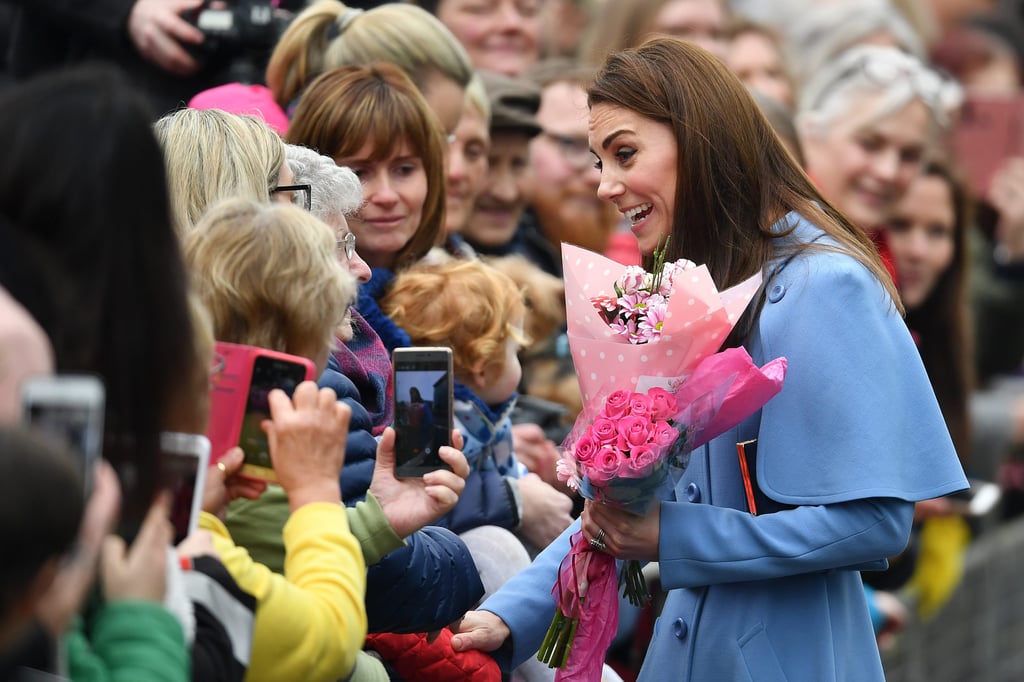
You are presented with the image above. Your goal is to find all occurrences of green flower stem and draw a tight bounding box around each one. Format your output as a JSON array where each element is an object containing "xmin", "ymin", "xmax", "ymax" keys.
[
  {"xmin": 620, "ymin": 560, "xmax": 649, "ymax": 608},
  {"xmin": 538, "ymin": 605, "xmax": 583, "ymax": 669}
]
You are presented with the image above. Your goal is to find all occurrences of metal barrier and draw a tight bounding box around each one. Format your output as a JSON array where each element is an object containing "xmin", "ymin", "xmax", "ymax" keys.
[{"xmin": 882, "ymin": 515, "xmax": 1024, "ymax": 681}]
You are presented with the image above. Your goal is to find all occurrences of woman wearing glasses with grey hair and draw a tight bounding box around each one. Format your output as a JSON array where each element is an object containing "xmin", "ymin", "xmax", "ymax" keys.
[{"xmin": 218, "ymin": 146, "xmax": 491, "ymax": 678}]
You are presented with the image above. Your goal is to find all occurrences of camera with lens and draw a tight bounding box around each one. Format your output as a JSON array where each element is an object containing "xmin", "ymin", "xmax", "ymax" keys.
[{"xmin": 185, "ymin": 1, "xmax": 292, "ymax": 82}]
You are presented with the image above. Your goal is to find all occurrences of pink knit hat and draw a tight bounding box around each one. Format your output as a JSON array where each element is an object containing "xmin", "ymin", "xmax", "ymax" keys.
[{"xmin": 188, "ymin": 83, "xmax": 290, "ymax": 136}]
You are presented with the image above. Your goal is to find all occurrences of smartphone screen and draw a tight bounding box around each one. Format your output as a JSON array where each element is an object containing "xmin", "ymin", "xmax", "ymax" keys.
[
  {"xmin": 239, "ymin": 354, "xmax": 311, "ymax": 480},
  {"xmin": 22, "ymin": 375, "xmax": 104, "ymax": 495},
  {"xmin": 393, "ymin": 348, "xmax": 453, "ymax": 477},
  {"xmin": 158, "ymin": 433, "xmax": 210, "ymax": 545}
]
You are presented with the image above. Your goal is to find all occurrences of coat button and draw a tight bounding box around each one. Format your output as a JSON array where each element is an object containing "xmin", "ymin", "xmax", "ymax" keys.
[
  {"xmin": 685, "ymin": 482, "xmax": 701, "ymax": 502},
  {"xmin": 673, "ymin": 618, "xmax": 688, "ymax": 639},
  {"xmin": 767, "ymin": 283, "xmax": 786, "ymax": 303}
]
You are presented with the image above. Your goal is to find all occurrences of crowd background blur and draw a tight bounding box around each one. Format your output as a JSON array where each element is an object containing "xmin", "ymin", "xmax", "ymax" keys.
[{"xmin": 4, "ymin": 1, "xmax": 1024, "ymax": 681}]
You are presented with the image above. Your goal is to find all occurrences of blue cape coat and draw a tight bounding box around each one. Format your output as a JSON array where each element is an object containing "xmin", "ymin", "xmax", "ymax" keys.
[{"xmin": 479, "ymin": 213, "xmax": 968, "ymax": 681}]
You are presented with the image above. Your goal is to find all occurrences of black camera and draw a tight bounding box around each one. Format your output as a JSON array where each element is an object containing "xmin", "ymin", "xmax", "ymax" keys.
[{"xmin": 186, "ymin": 1, "xmax": 291, "ymax": 82}]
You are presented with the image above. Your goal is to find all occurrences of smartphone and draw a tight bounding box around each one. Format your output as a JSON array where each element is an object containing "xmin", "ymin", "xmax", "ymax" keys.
[
  {"xmin": 238, "ymin": 351, "xmax": 315, "ymax": 481},
  {"xmin": 207, "ymin": 341, "xmax": 253, "ymax": 464},
  {"xmin": 948, "ymin": 478, "xmax": 1002, "ymax": 518},
  {"xmin": 21, "ymin": 374, "xmax": 105, "ymax": 495},
  {"xmin": 159, "ymin": 432, "xmax": 210, "ymax": 545},
  {"xmin": 392, "ymin": 347, "xmax": 453, "ymax": 478}
]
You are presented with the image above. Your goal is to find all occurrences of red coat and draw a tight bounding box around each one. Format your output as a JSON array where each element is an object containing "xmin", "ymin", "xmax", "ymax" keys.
[{"xmin": 364, "ymin": 628, "xmax": 502, "ymax": 682}]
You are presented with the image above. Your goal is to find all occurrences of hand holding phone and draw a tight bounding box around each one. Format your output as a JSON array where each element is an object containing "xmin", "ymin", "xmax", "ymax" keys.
[
  {"xmin": 392, "ymin": 347, "xmax": 454, "ymax": 478},
  {"xmin": 369, "ymin": 427, "xmax": 470, "ymax": 538},
  {"xmin": 21, "ymin": 374, "xmax": 105, "ymax": 495},
  {"xmin": 948, "ymin": 479, "xmax": 1002, "ymax": 517},
  {"xmin": 264, "ymin": 381, "xmax": 349, "ymax": 511},
  {"xmin": 158, "ymin": 432, "xmax": 210, "ymax": 544},
  {"xmin": 207, "ymin": 342, "xmax": 315, "ymax": 482},
  {"xmin": 101, "ymin": 492, "xmax": 173, "ymax": 603},
  {"xmin": 202, "ymin": 446, "xmax": 267, "ymax": 519}
]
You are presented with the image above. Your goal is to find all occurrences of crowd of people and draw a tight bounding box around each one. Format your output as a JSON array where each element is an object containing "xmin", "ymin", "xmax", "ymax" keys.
[{"xmin": 1, "ymin": 0, "xmax": 1023, "ymax": 680}]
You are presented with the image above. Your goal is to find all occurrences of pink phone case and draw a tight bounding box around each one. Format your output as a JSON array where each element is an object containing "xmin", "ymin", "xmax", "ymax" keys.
[{"xmin": 206, "ymin": 342, "xmax": 315, "ymax": 465}]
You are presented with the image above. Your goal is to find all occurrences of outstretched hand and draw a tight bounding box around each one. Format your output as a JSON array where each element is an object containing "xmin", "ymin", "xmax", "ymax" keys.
[
  {"xmin": 369, "ymin": 428, "xmax": 469, "ymax": 538},
  {"xmin": 450, "ymin": 610, "xmax": 510, "ymax": 653}
]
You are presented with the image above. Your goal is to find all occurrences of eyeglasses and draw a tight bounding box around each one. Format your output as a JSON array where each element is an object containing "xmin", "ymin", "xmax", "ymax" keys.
[
  {"xmin": 540, "ymin": 131, "xmax": 594, "ymax": 170},
  {"xmin": 271, "ymin": 183, "xmax": 312, "ymax": 211},
  {"xmin": 337, "ymin": 232, "xmax": 357, "ymax": 260}
]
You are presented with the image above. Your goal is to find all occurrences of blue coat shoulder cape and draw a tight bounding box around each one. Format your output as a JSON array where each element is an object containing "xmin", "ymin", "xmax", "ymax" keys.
[{"xmin": 478, "ymin": 213, "xmax": 968, "ymax": 681}]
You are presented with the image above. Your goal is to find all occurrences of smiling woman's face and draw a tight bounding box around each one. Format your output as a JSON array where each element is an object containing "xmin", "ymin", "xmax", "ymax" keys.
[
  {"xmin": 801, "ymin": 95, "xmax": 932, "ymax": 233},
  {"xmin": 337, "ymin": 140, "xmax": 428, "ymax": 269},
  {"xmin": 436, "ymin": 0, "xmax": 541, "ymax": 76},
  {"xmin": 589, "ymin": 103, "xmax": 679, "ymax": 256}
]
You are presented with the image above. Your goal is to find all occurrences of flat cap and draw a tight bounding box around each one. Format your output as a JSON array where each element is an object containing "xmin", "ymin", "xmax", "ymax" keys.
[{"xmin": 478, "ymin": 69, "xmax": 542, "ymax": 138}]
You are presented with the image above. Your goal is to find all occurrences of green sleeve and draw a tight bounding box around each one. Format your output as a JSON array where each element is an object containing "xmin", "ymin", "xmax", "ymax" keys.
[
  {"xmin": 225, "ymin": 485, "xmax": 290, "ymax": 573},
  {"xmin": 66, "ymin": 602, "xmax": 187, "ymax": 682},
  {"xmin": 347, "ymin": 492, "xmax": 405, "ymax": 566},
  {"xmin": 225, "ymin": 487, "xmax": 404, "ymax": 571}
]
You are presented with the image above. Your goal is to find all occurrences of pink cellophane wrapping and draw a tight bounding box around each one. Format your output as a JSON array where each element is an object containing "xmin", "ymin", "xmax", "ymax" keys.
[
  {"xmin": 552, "ymin": 531, "xmax": 619, "ymax": 682},
  {"xmin": 562, "ymin": 243, "xmax": 764, "ymax": 405}
]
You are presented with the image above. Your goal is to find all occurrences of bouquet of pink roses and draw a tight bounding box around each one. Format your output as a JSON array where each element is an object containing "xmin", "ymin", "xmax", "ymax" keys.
[{"xmin": 537, "ymin": 243, "xmax": 788, "ymax": 681}]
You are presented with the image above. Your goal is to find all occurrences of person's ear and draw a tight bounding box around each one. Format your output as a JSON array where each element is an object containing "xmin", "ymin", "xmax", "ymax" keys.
[{"xmin": 467, "ymin": 358, "xmax": 490, "ymax": 390}]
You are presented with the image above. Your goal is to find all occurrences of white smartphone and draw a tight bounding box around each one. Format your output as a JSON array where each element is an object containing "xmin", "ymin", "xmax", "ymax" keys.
[
  {"xmin": 392, "ymin": 347, "xmax": 454, "ymax": 478},
  {"xmin": 159, "ymin": 432, "xmax": 210, "ymax": 545},
  {"xmin": 948, "ymin": 478, "xmax": 1002, "ymax": 518},
  {"xmin": 21, "ymin": 374, "xmax": 105, "ymax": 495}
]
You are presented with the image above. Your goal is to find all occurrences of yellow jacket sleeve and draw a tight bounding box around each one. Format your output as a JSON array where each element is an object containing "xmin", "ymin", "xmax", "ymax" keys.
[{"xmin": 200, "ymin": 503, "xmax": 367, "ymax": 682}]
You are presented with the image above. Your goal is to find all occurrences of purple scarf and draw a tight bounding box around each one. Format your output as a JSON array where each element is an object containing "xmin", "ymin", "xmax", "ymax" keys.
[{"xmin": 332, "ymin": 309, "xmax": 393, "ymax": 435}]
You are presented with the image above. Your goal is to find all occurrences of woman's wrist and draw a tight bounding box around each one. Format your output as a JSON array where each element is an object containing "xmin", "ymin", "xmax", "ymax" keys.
[{"xmin": 286, "ymin": 481, "xmax": 342, "ymax": 512}]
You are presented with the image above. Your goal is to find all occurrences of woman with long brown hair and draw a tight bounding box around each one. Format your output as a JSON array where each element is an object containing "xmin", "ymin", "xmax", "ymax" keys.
[{"xmin": 451, "ymin": 38, "xmax": 967, "ymax": 681}]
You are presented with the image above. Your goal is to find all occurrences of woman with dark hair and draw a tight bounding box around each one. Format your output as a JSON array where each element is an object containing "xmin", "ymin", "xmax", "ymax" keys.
[
  {"xmin": 882, "ymin": 157, "xmax": 977, "ymax": 622},
  {"xmin": 0, "ymin": 67, "xmax": 194, "ymax": 514},
  {"xmin": 451, "ymin": 39, "xmax": 967, "ymax": 680},
  {"xmin": 0, "ymin": 64, "xmax": 196, "ymax": 680},
  {"xmin": 888, "ymin": 159, "xmax": 975, "ymax": 461}
]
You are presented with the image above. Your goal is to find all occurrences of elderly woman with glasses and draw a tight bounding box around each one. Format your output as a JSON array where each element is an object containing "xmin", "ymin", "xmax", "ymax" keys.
[{"xmin": 216, "ymin": 147, "xmax": 491, "ymax": 678}]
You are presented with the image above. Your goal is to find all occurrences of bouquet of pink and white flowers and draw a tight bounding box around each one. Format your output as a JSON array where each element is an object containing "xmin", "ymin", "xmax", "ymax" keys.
[
  {"xmin": 538, "ymin": 243, "xmax": 788, "ymax": 681},
  {"xmin": 589, "ymin": 244, "xmax": 696, "ymax": 345}
]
